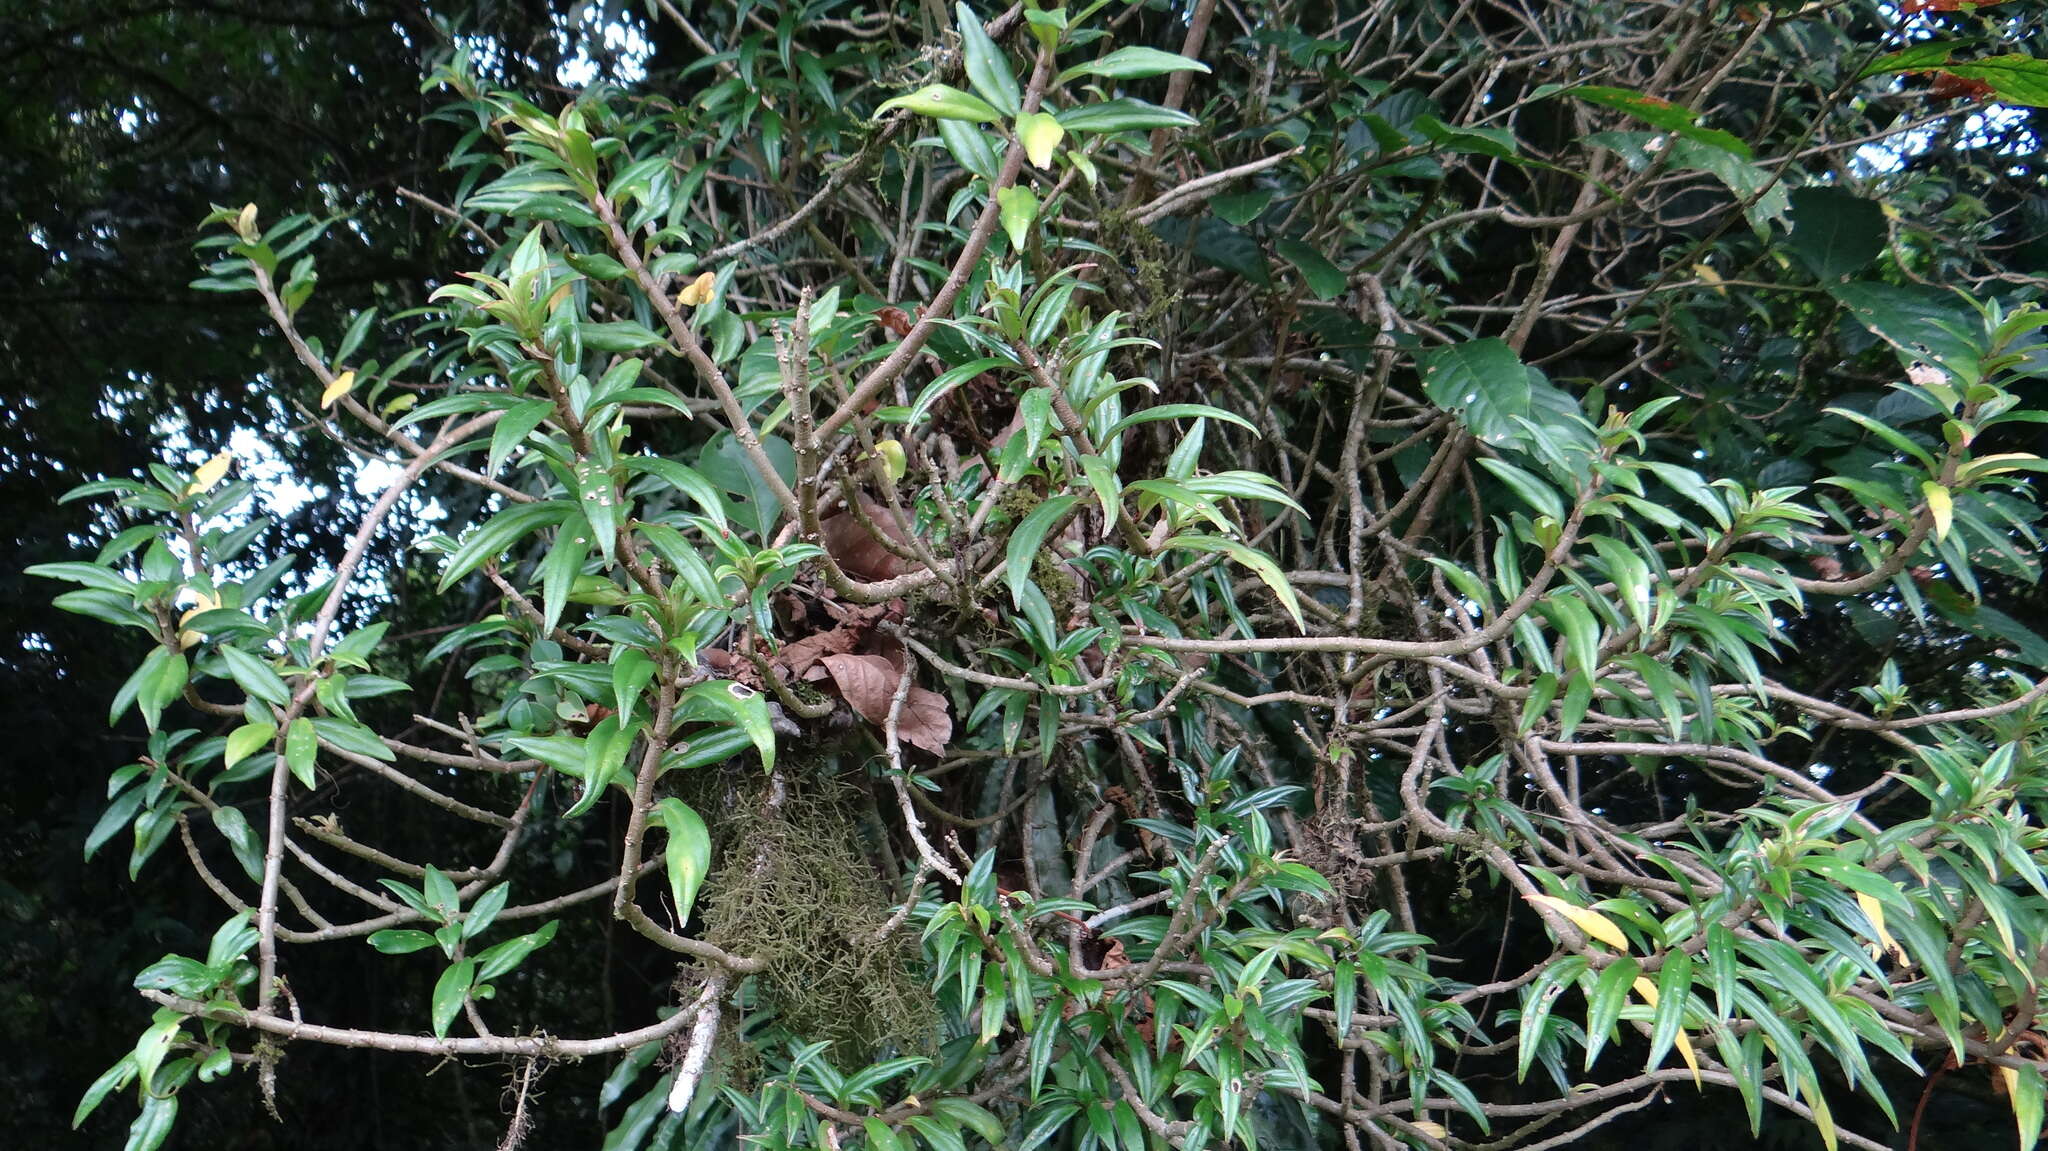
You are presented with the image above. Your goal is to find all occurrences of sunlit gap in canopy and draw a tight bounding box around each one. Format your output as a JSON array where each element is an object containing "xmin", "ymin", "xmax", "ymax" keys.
[
  {"xmin": 75, "ymin": 377, "xmax": 450, "ymax": 638},
  {"xmin": 1853, "ymin": 4, "xmax": 2041, "ymax": 177},
  {"xmin": 448, "ymin": 3, "xmax": 654, "ymax": 89}
]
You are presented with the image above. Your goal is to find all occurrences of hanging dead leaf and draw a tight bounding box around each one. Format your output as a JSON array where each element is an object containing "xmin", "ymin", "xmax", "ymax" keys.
[
  {"xmin": 875, "ymin": 306, "xmax": 914, "ymax": 338},
  {"xmin": 777, "ymin": 624, "xmax": 861, "ymax": 679},
  {"xmin": 820, "ymin": 652, "xmax": 950, "ymax": 755},
  {"xmin": 677, "ymin": 271, "xmax": 717, "ymax": 307},
  {"xmin": 821, "ymin": 653, "xmax": 898, "ymax": 723},
  {"xmin": 897, "ymin": 684, "xmax": 951, "ymax": 755},
  {"xmin": 820, "ymin": 496, "xmax": 916, "ymax": 580}
]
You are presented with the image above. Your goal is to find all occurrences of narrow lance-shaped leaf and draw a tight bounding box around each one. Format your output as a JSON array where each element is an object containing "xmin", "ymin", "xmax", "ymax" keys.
[{"xmin": 653, "ymin": 798, "xmax": 712, "ymax": 927}]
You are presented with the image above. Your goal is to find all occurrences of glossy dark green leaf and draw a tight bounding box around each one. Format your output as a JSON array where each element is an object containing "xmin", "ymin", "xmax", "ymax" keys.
[
  {"xmin": 955, "ymin": 3, "xmax": 1019, "ymax": 117},
  {"xmin": 367, "ymin": 929, "xmax": 439, "ymax": 954},
  {"xmin": 430, "ymin": 958, "xmax": 476, "ymax": 1038},
  {"xmin": 1786, "ymin": 187, "xmax": 1885, "ymax": 280},
  {"xmin": 284, "ymin": 718, "xmax": 317, "ymax": 789}
]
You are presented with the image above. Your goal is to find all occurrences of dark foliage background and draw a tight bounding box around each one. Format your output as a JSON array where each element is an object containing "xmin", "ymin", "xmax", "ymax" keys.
[{"xmin": 0, "ymin": 4, "xmax": 689, "ymax": 1144}]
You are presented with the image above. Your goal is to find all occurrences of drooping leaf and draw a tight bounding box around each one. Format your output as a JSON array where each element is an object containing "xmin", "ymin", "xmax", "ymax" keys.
[{"xmin": 652, "ymin": 798, "xmax": 711, "ymax": 927}]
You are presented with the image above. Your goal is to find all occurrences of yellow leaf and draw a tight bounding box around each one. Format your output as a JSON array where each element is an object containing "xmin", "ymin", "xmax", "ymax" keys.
[
  {"xmin": 1804, "ymin": 1076, "xmax": 1838, "ymax": 1151},
  {"xmin": 1960, "ymin": 452, "xmax": 2043, "ymax": 483},
  {"xmin": 677, "ymin": 271, "xmax": 717, "ymax": 308},
  {"xmin": 1922, "ymin": 481, "xmax": 1953, "ymax": 541},
  {"xmin": 1017, "ymin": 111, "xmax": 1065, "ymax": 168},
  {"xmin": 1857, "ymin": 892, "xmax": 1902, "ymax": 965},
  {"xmin": 321, "ymin": 370, "xmax": 356, "ymax": 410},
  {"xmin": 1633, "ymin": 977, "xmax": 1702, "ymax": 1087},
  {"xmin": 875, "ymin": 439, "xmax": 907, "ymax": 484},
  {"xmin": 1410, "ymin": 1120, "xmax": 1447, "ymax": 1139},
  {"xmin": 1693, "ymin": 263, "xmax": 1725, "ymax": 295},
  {"xmin": 185, "ymin": 452, "xmax": 234, "ymax": 497},
  {"xmin": 1525, "ymin": 893, "xmax": 1629, "ymax": 952},
  {"xmin": 1674, "ymin": 1028, "xmax": 1702, "ymax": 1087},
  {"xmin": 178, "ymin": 590, "xmax": 221, "ymax": 626}
]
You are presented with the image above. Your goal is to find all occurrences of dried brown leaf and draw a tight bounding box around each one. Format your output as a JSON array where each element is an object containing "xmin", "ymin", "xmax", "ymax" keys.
[
  {"xmin": 820, "ymin": 496, "xmax": 915, "ymax": 580},
  {"xmin": 821, "ymin": 653, "xmax": 899, "ymax": 724},
  {"xmin": 898, "ymin": 686, "xmax": 952, "ymax": 756},
  {"xmin": 777, "ymin": 625, "xmax": 860, "ymax": 679},
  {"xmin": 820, "ymin": 652, "xmax": 951, "ymax": 755}
]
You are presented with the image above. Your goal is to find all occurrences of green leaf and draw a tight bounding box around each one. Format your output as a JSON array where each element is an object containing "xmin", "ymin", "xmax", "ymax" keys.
[
  {"xmin": 1860, "ymin": 42, "xmax": 1959, "ymax": 79},
  {"xmin": 1476, "ymin": 458, "xmax": 1565, "ymax": 522},
  {"xmin": 133, "ymin": 1015, "xmax": 181, "ymax": 1092},
  {"xmin": 26, "ymin": 560, "xmax": 138, "ymax": 592},
  {"xmin": 488, "ymin": 398, "xmax": 554, "ymax": 477},
  {"xmin": 864, "ymin": 1118, "xmax": 907, "ymax": 1151},
  {"xmin": 564, "ymin": 250, "xmax": 628, "ymax": 280},
  {"xmin": 1415, "ymin": 114, "xmax": 1521, "ymax": 161},
  {"xmin": 210, "ymin": 805, "xmax": 264, "ymax": 883},
  {"xmin": 931, "ymin": 1098, "xmax": 1007, "ymax": 1144},
  {"xmin": 474, "ymin": 920, "xmax": 559, "ymax": 982},
  {"xmin": 653, "ymin": 798, "xmax": 712, "ymax": 928},
  {"xmin": 696, "ymin": 432, "xmax": 795, "ymax": 538},
  {"xmin": 1933, "ymin": 55, "xmax": 2048, "ymax": 107},
  {"xmin": 430, "ymin": 958, "xmax": 476, "ymax": 1038},
  {"xmin": 1786, "ymin": 187, "xmax": 1885, "ymax": 279},
  {"xmin": 574, "ymin": 461, "xmax": 622, "ymax": 565},
  {"xmin": 464, "ymin": 883, "xmax": 510, "ymax": 940},
  {"xmin": 135, "ymin": 648, "xmax": 189, "ymax": 733},
  {"xmin": 1100, "ymin": 402, "xmax": 1257, "ymax": 441},
  {"xmin": 423, "ymin": 864, "xmax": 459, "ymax": 920},
  {"xmin": 284, "ymin": 717, "xmax": 317, "ymax": 789},
  {"xmin": 620, "ymin": 456, "xmax": 729, "ymax": 528},
  {"xmin": 123, "ymin": 1091, "xmax": 178, "ymax": 1151},
  {"xmin": 437, "ymin": 500, "xmax": 572, "ymax": 592},
  {"xmin": 877, "ymin": 84, "xmax": 1001, "ymax": 123},
  {"xmin": 367, "ymin": 929, "xmax": 439, "ymax": 954},
  {"xmin": 1060, "ymin": 46, "xmax": 1211, "ymax": 83},
  {"xmin": 956, "ymin": 3, "xmax": 1020, "ymax": 117},
  {"xmin": 2011, "ymin": 1064, "xmax": 2045, "ymax": 1151},
  {"xmin": 581, "ymin": 321, "xmax": 669, "ymax": 352},
  {"xmin": 997, "ymin": 185, "xmax": 1039, "ymax": 251},
  {"xmin": 133, "ymin": 955, "xmax": 217, "ymax": 998},
  {"xmin": 74, "ymin": 1054, "xmax": 138, "ymax": 1129},
  {"xmin": 1165, "ymin": 534, "xmax": 1305, "ymax": 631},
  {"xmin": 540, "ymin": 514, "xmax": 591, "ymax": 637},
  {"xmin": 223, "ymin": 721, "xmax": 276, "ymax": 772},
  {"xmin": 1570, "ymin": 86, "xmax": 1750, "ymax": 157},
  {"xmin": 1583, "ymin": 954, "xmax": 1641, "ymax": 1068},
  {"xmin": 1418, "ymin": 338, "xmax": 1532, "ymax": 447},
  {"xmin": 1645, "ymin": 950, "xmax": 1693, "ymax": 1074},
  {"xmin": 1057, "ymin": 98, "xmax": 1199, "ymax": 134},
  {"xmin": 1005, "ymin": 494, "xmax": 1081, "ymax": 607},
  {"xmin": 679, "ymin": 680, "xmax": 776, "ymax": 772},
  {"xmin": 310, "ymin": 716, "xmax": 396, "ymax": 762},
  {"xmin": 1017, "ymin": 111, "xmax": 1064, "ymax": 168},
  {"xmin": 1829, "ymin": 281, "xmax": 1982, "ymax": 381},
  {"xmin": 563, "ymin": 715, "xmax": 633, "ymax": 819},
  {"xmin": 936, "ymin": 118, "xmax": 999, "ymax": 181},
  {"xmin": 1275, "ymin": 238, "xmax": 1347, "ymax": 300},
  {"xmin": 1212, "ymin": 189, "xmax": 1274, "ymax": 226},
  {"xmin": 217, "ymin": 644, "xmax": 291, "ymax": 708}
]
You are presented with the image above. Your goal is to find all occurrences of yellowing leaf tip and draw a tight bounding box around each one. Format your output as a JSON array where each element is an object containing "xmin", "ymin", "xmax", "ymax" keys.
[{"xmin": 321, "ymin": 370, "xmax": 356, "ymax": 411}]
